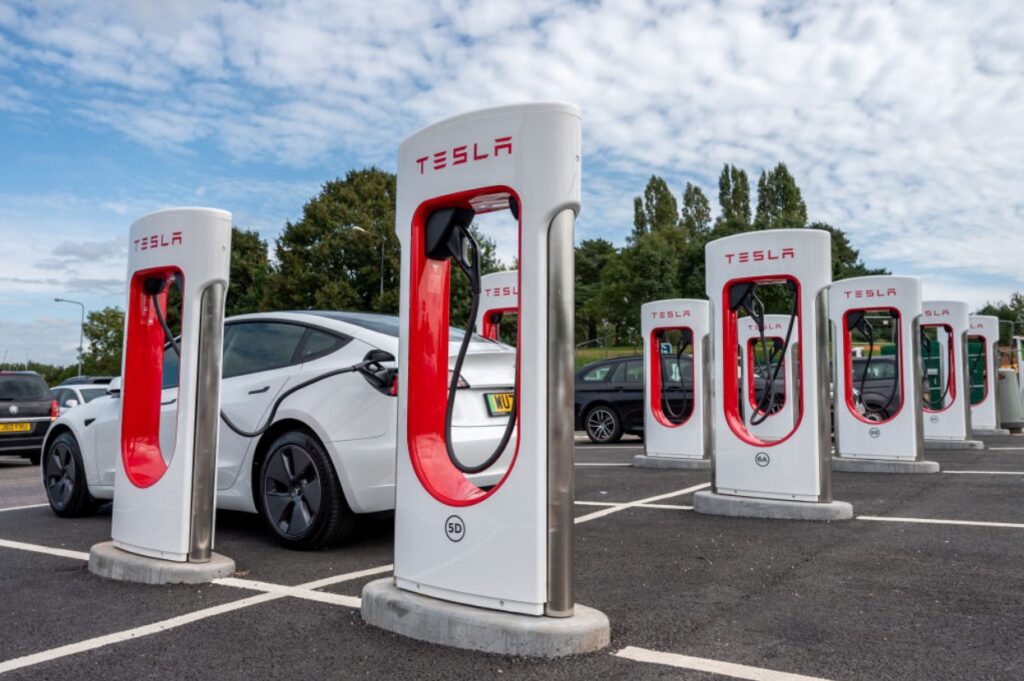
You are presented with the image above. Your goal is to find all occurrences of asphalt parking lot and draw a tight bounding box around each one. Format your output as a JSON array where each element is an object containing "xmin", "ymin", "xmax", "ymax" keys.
[{"xmin": 2, "ymin": 434, "xmax": 1023, "ymax": 680}]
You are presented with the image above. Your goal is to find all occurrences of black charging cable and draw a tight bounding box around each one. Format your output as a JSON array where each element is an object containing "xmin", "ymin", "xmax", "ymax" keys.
[
  {"xmin": 656, "ymin": 329, "xmax": 692, "ymax": 424},
  {"xmin": 920, "ymin": 330, "xmax": 952, "ymax": 409},
  {"xmin": 147, "ymin": 277, "xmax": 393, "ymax": 439},
  {"xmin": 425, "ymin": 204, "xmax": 518, "ymax": 475},
  {"xmin": 847, "ymin": 312, "xmax": 899, "ymax": 418}
]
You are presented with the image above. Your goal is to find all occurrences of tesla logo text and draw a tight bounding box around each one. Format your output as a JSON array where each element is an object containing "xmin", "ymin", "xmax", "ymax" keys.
[
  {"xmin": 924, "ymin": 309, "xmax": 950, "ymax": 318},
  {"xmin": 416, "ymin": 136, "xmax": 513, "ymax": 174},
  {"xmin": 746, "ymin": 322, "xmax": 783, "ymax": 332},
  {"xmin": 724, "ymin": 247, "xmax": 794, "ymax": 264},
  {"xmin": 134, "ymin": 231, "xmax": 183, "ymax": 252},
  {"xmin": 970, "ymin": 323, "xmax": 984, "ymax": 330},
  {"xmin": 484, "ymin": 286, "xmax": 517, "ymax": 298},
  {"xmin": 650, "ymin": 310, "xmax": 690, "ymax": 319},
  {"xmin": 844, "ymin": 288, "xmax": 897, "ymax": 299}
]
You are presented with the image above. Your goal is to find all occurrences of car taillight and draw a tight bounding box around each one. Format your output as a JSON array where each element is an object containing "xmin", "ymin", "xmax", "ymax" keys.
[{"xmin": 50, "ymin": 400, "xmax": 59, "ymax": 420}]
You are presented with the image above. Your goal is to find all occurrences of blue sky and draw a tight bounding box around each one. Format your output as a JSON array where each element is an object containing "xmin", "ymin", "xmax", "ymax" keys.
[{"xmin": 1, "ymin": 0, "xmax": 1022, "ymax": 364}]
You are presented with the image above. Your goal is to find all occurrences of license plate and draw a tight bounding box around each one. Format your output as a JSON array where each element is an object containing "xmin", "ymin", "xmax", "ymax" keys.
[
  {"xmin": 0, "ymin": 422, "xmax": 31, "ymax": 434},
  {"xmin": 484, "ymin": 392, "xmax": 515, "ymax": 417}
]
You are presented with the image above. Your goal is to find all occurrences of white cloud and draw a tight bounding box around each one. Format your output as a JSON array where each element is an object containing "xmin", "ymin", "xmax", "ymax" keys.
[{"xmin": 1, "ymin": 0, "xmax": 1022, "ymax": 350}]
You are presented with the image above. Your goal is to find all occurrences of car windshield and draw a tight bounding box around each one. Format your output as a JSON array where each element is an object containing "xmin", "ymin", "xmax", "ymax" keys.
[
  {"xmin": 0, "ymin": 375, "xmax": 48, "ymax": 401},
  {"xmin": 314, "ymin": 311, "xmax": 489, "ymax": 343},
  {"xmin": 853, "ymin": 359, "xmax": 896, "ymax": 381},
  {"xmin": 80, "ymin": 388, "xmax": 108, "ymax": 403}
]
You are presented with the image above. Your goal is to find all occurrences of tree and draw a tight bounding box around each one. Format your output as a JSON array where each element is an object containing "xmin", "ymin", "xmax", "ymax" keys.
[
  {"xmin": 809, "ymin": 222, "xmax": 888, "ymax": 281},
  {"xmin": 265, "ymin": 168, "xmax": 398, "ymax": 312},
  {"xmin": 575, "ymin": 238, "xmax": 617, "ymax": 341},
  {"xmin": 227, "ymin": 227, "xmax": 272, "ymax": 317},
  {"xmin": 448, "ymin": 224, "xmax": 505, "ymax": 328},
  {"xmin": 754, "ymin": 163, "xmax": 807, "ymax": 229},
  {"xmin": 82, "ymin": 306, "xmax": 125, "ymax": 375},
  {"xmin": 633, "ymin": 176, "xmax": 679, "ymax": 237},
  {"xmin": 680, "ymin": 182, "xmax": 711, "ymax": 237},
  {"xmin": 715, "ymin": 164, "xmax": 751, "ymax": 231}
]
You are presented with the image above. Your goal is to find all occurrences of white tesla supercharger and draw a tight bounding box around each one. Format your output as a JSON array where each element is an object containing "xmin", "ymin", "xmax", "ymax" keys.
[
  {"xmin": 91, "ymin": 208, "xmax": 235, "ymax": 583},
  {"xmin": 634, "ymin": 299, "xmax": 710, "ymax": 467},
  {"xmin": 968, "ymin": 315, "xmax": 1000, "ymax": 433},
  {"xmin": 920, "ymin": 301, "xmax": 980, "ymax": 447},
  {"xmin": 737, "ymin": 314, "xmax": 796, "ymax": 442},
  {"xmin": 475, "ymin": 270, "xmax": 518, "ymax": 340},
  {"xmin": 828, "ymin": 276, "xmax": 937, "ymax": 472},
  {"xmin": 362, "ymin": 103, "xmax": 608, "ymax": 657},
  {"xmin": 694, "ymin": 229, "xmax": 852, "ymax": 520}
]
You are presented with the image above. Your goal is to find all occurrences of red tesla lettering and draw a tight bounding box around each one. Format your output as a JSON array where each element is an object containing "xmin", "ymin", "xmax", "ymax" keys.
[
  {"xmin": 433, "ymin": 151, "xmax": 446, "ymax": 170},
  {"xmin": 452, "ymin": 146, "xmax": 468, "ymax": 165},
  {"xmin": 172, "ymin": 231, "xmax": 182, "ymax": 245},
  {"xmin": 782, "ymin": 247, "xmax": 795, "ymax": 259},
  {"xmin": 494, "ymin": 136, "xmax": 512, "ymax": 156},
  {"xmin": 416, "ymin": 156, "xmax": 428, "ymax": 174},
  {"xmin": 473, "ymin": 143, "xmax": 489, "ymax": 161}
]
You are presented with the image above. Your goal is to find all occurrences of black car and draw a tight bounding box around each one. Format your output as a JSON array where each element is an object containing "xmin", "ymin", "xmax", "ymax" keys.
[
  {"xmin": 849, "ymin": 356, "xmax": 900, "ymax": 420},
  {"xmin": 575, "ymin": 354, "xmax": 694, "ymax": 443},
  {"xmin": 0, "ymin": 371, "xmax": 56, "ymax": 464}
]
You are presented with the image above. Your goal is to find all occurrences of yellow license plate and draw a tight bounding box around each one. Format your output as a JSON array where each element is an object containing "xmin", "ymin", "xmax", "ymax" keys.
[
  {"xmin": 485, "ymin": 393, "xmax": 515, "ymax": 417},
  {"xmin": 0, "ymin": 422, "xmax": 31, "ymax": 434}
]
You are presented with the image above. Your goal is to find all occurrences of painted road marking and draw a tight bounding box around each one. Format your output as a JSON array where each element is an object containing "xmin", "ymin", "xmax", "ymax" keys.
[
  {"xmin": 575, "ymin": 444, "xmax": 643, "ymax": 451},
  {"xmin": 213, "ymin": 578, "xmax": 362, "ymax": 608},
  {"xmin": 575, "ymin": 483, "xmax": 710, "ymax": 524},
  {"xmin": 0, "ymin": 538, "xmax": 89, "ymax": 561},
  {"xmin": 0, "ymin": 563, "xmax": 392, "ymax": 675},
  {"xmin": 987, "ymin": 447, "xmax": 1024, "ymax": 451},
  {"xmin": 574, "ymin": 463, "xmax": 632, "ymax": 467},
  {"xmin": 943, "ymin": 470, "xmax": 1024, "ymax": 475},
  {"xmin": 857, "ymin": 516, "xmax": 1024, "ymax": 529},
  {"xmin": 0, "ymin": 503, "xmax": 48, "ymax": 513},
  {"xmin": 615, "ymin": 646, "xmax": 832, "ymax": 680}
]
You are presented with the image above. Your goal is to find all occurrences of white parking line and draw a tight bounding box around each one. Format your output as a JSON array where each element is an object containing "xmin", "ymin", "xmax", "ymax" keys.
[
  {"xmin": 857, "ymin": 516, "xmax": 1024, "ymax": 529},
  {"xmin": 213, "ymin": 578, "xmax": 362, "ymax": 608},
  {"xmin": 575, "ymin": 445, "xmax": 643, "ymax": 451},
  {"xmin": 0, "ymin": 563, "xmax": 392, "ymax": 675},
  {"xmin": 615, "ymin": 646, "xmax": 833, "ymax": 680},
  {"xmin": 574, "ymin": 463, "xmax": 632, "ymax": 467},
  {"xmin": 575, "ymin": 483, "xmax": 710, "ymax": 524},
  {"xmin": 943, "ymin": 470, "xmax": 1024, "ymax": 475},
  {"xmin": 0, "ymin": 503, "xmax": 48, "ymax": 513},
  {"xmin": 0, "ymin": 538, "xmax": 89, "ymax": 561},
  {"xmin": 987, "ymin": 447, "xmax": 1024, "ymax": 451}
]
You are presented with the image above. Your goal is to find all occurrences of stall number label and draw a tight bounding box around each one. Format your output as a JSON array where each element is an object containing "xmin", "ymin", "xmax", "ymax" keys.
[
  {"xmin": 444, "ymin": 515, "xmax": 465, "ymax": 542},
  {"xmin": 755, "ymin": 452, "xmax": 770, "ymax": 467}
]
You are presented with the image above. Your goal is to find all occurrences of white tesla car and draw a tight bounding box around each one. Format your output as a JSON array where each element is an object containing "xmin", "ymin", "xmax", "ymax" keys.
[{"xmin": 41, "ymin": 311, "xmax": 516, "ymax": 549}]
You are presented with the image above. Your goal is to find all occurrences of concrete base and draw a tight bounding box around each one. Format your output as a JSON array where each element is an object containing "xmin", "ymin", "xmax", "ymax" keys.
[
  {"xmin": 88, "ymin": 541, "xmax": 236, "ymax": 585},
  {"xmin": 360, "ymin": 579, "xmax": 610, "ymax": 658},
  {"xmin": 924, "ymin": 439, "xmax": 985, "ymax": 450},
  {"xmin": 974, "ymin": 428, "xmax": 1012, "ymax": 436},
  {"xmin": 633, "ymin": 454, "xmax": 711, "ymax": 470},
  {"xmin": 832, "ymin": 457, "xmax": 940, "ymax": 474},
  {"xmin": 692, "ymin": 490, "xmax": 853, "ymax": 521}
]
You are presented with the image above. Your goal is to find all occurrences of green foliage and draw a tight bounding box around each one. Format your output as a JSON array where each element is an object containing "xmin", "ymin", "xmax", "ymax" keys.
[
  {"xmin": 576, "ymin": 238, "xmax": 617, "ymax": 342},
  {"xmin": 754, "ymin": 163, "xmax": 807, "ymax": 229},
  {"xmin": 264, "ymin": 167, "xmax": 398, "ymax": 312},
  {"xmin": 82, "ymin": 306, "xmax": 125, "ymax": 375},
  {"xmin": 632, "ymin": 175, "xmax": 679, "ymax": 238},
  {"xmin": 680, "ymin": 182, "xmax": 711, "ymax": 237},
  {"xmin": 227, "ymin": 227, "xmax": 273, "ymax": 317},
  {"xmin": 716, "ymin": 164, "xmax": 751, "ymax": 230},
  {"xmin": 808, "ymin": 222, "xmax": 889, "ymax": 280},
  {"xmin": 449, "ymin": 224, "xmax": 505, "ymax": 328}
]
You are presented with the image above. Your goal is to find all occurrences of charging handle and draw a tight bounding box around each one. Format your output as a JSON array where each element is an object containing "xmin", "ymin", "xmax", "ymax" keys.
[{"xmin": 425, "ymin": 207, "xmax": 481, "ymax": 294}]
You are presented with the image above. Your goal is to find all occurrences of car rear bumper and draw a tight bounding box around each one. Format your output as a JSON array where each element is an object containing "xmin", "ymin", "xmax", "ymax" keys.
[{"xmin": 0, "ymin": 434, "xmax": 46, "ymax": 455}]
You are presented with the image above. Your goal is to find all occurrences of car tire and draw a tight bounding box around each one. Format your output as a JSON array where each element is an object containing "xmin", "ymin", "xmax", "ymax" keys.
[
  {"xmin": 258, "ymin": 430, "xmax": 355, "ymax": 550},
  {"xmin": 44, "ymin": 432, "xmax": 100, "ymax": 518},
  {"xmin": 585, "ymin": 405, "xmax": 622, "ymax": 444}
]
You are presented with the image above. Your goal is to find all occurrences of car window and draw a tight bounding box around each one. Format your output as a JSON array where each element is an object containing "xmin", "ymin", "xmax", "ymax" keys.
[
  {"xmin": 581, "ymin": 364, "xmax": 614, "ymax": 382},
  {"xmin": 51, "ymin": 388, "xmax": 66, "ymax": 404},
  {"xmin": 623, "ymin": 360, "xmax": 644, "ymax": 384},
  {"xmin": 163, "ymin": 344, "xmax": 181, "ymax": 389},
  {"xmin": 661, "ymin": 357, "xmax": 692, "ymax": 385},
  {"xmin": 0, "ymin": 375, "xmax": 48, "ymax": 400},
  {"xmin": 80, "ymin": 388, "xmax": 107, "ymax": 403},
  {"xmin": 58, "ymin": 390, "xmax": 79, "ymax": 407},
  {"xmin": 223, "ymin": 322, "xmax": 307, "ymax": 378},
  {"xmin": 298, "ymin": 328, "xmax": 351, "ymax": 362}
]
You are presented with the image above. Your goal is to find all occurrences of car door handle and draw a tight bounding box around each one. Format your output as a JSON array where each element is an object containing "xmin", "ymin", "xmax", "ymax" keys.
[
  {"xmin": 248, "ymin": 385, "xmax": 271, "ymax": 395},
  {"xmin": 161, "ymin": 398, "xmax": 177, "ymax": 406}
]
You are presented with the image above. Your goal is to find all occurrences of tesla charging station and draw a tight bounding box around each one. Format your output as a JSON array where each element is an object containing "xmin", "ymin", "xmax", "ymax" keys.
[
  {"xmin": 633, "ymin": 299, "xmax": 710, "ymax": 469},
  {"xmin": 828, "ymin": 275, "xmax": 938, "ymax": 473},
  {"xmin": 737, "ymin": 314, "xmax": 796, "ymax": 441},
  {"xmin": 694, "ymin": 228, "xmax": 852, "ymax": 521},
  {"xmin": 475, "ymin": 269, "xmax": 518, "ymax": 340},
  {"xmin": 968, "ymin": 315, "xmax": 1002, "ymax": 433},
  {"xmin": 920, "ymin": 301, "xmax": 983, "ymax": 449},
  {"xmin": 361, "ymin": 103, "xmax": 609, "ymax": 657},
  {"xmin": 89, "ymin": 208, "xmax": 236, "ymax": 583}
]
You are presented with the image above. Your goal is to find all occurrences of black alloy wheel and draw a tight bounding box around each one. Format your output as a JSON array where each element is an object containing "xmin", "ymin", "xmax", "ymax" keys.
[
  {"xmin": 44, "ymin": 432, "xmax": 100, "ymax": 517},
  {"xmin": 259, "ymin": 430, "xmax": 355, "ymax": 550}
]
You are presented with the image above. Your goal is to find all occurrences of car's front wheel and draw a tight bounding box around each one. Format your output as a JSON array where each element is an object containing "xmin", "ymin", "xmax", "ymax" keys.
[
  {"xmin": 258, "ymin": 430, "xmax": 355, "ymax": 550},
  {"xmin": 44, "ymin": 432, "xmax": 100, "ymax": 517},
  {"xmin": 585, "ymin": 405, "xmax": 623, "ymax": 444}
]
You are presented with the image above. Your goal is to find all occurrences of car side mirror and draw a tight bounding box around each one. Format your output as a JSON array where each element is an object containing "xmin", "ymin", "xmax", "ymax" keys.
[
  {"xmin": 65, "ymin": 399, "xmax": 79, "ymax": 409},
  {"xmin": 106, "ymin": 377, "xmax": 122, "ymax": 397}
]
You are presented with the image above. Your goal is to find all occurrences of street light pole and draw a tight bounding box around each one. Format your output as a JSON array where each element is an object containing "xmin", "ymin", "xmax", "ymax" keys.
[
  {"xmin": 54, "ymin": 298, "xmax": 85, "ymax": 376},
  {"xmin": 349, "ymin": 225, "xmax": 386, "ymax": 300}
]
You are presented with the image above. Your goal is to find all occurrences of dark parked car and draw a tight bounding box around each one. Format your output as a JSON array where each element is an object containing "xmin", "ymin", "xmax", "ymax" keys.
[
  {"xmin": 575, "ymin": 354, "xmax": 693, "ymax": 444},
  {"xmin": 0, "ymin": 371, "xmax": 57, "ymax": 464},
  {"xmin": 849, "ymin": 356, "xmax": 900, "ymax": 420}
]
